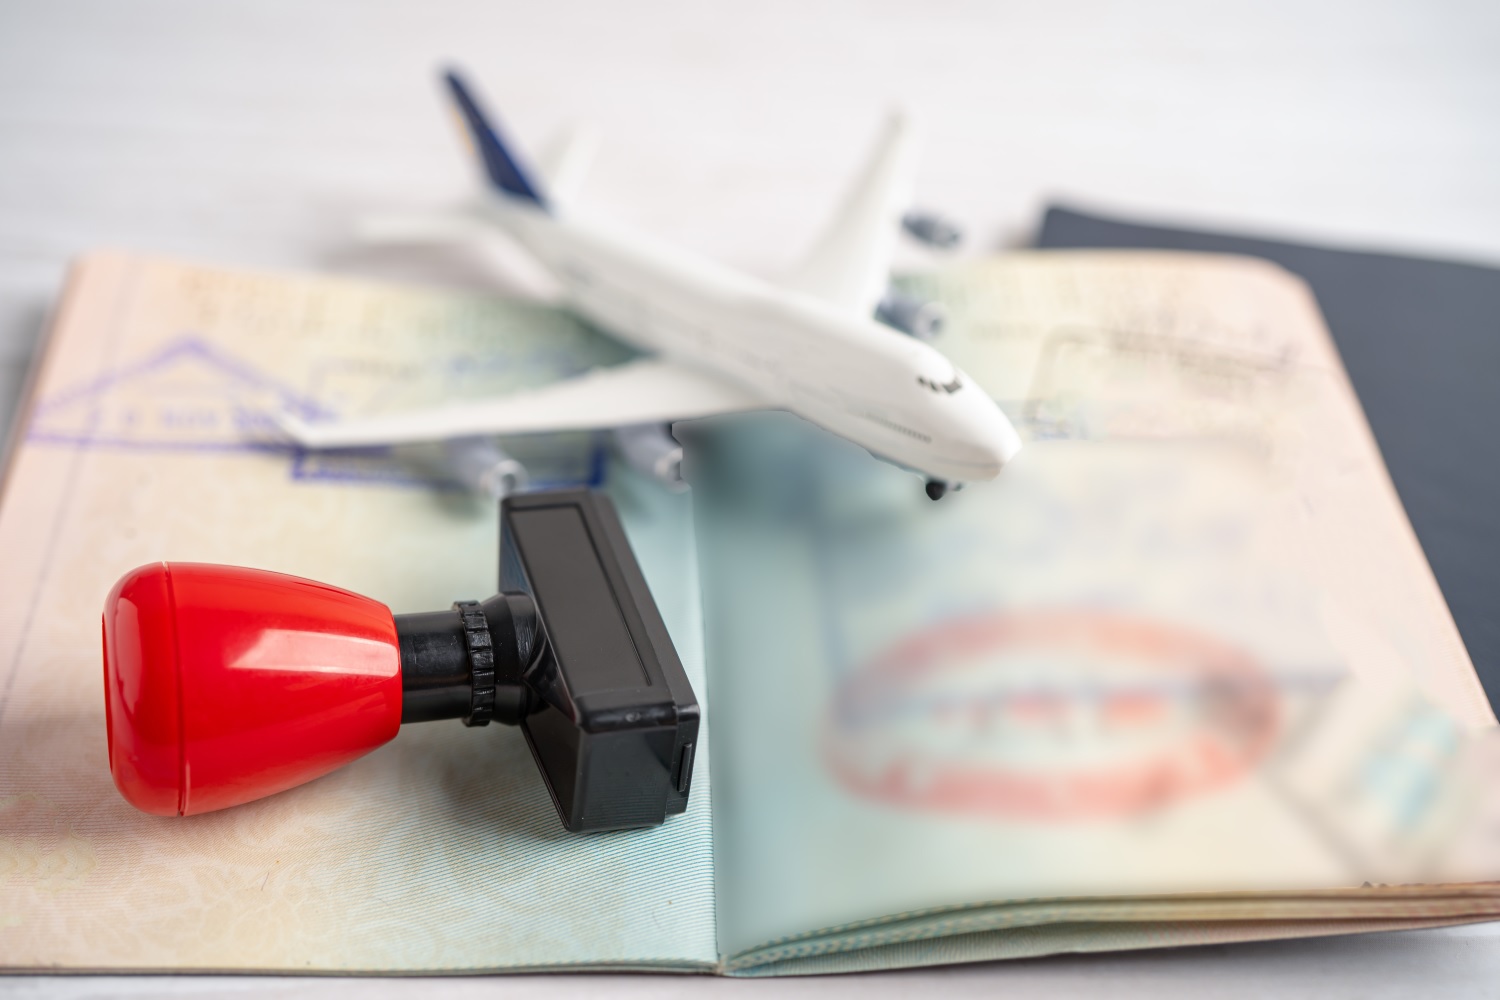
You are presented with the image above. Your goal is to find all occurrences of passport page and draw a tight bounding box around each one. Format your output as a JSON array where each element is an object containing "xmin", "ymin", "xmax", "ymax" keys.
[
  {"xmin": 0, "ymin": 253, "xmax": 717, "ymax": 972},
  {"xmin": 692, "ymin": 252, "xmax": 1500, "ymax": 972}
]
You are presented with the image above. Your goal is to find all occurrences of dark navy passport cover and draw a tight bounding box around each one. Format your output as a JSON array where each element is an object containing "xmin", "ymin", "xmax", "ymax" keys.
[{"xmin": 1037, "ymin": 206, "xmax": 1500, "ymax": 712}]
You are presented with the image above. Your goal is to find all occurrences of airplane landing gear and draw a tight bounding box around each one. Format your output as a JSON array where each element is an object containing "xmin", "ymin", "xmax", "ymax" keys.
[{"xmin": 925, "ymin": 479, "xmax": 949, "ymax": 501}]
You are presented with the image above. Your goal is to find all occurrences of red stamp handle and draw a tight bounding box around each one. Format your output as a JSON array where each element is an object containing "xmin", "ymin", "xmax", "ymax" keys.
[{"xmin": 101, "ymin": 562, "xmax": 402, "ymax": 816}]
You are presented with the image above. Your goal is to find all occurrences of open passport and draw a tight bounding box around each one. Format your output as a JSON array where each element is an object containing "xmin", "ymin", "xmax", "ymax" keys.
[{"xmin": 2, "ymin": 250, "xmax": 1498, "ymax": 974}]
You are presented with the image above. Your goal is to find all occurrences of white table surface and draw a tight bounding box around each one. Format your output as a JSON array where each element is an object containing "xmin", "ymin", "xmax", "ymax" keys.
[{"xmin": 2, "ymin": 0, "xmax": 1498, "ymax": 995}]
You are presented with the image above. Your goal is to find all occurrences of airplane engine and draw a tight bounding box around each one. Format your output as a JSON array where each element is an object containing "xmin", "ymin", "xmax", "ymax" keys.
[
  {"xmin": 900, "ymin": 210, "xmax": 963, "ymax": 249},
  {"xmin": 876, "ymin": 291, "xmax": 947, "ymax": 341},
  {"xmin": 613, "ymin": 423, "xmax": 688, "ymax": 492},
  {"xmin": 442, "ymin": 438, "xmax": 530, "ymax": 499}
]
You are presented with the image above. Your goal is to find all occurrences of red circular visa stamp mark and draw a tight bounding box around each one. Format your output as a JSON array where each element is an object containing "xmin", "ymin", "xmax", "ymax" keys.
[{"xmin": 823, "ymin": 611, "xmax": 1281, "ymax": 821}]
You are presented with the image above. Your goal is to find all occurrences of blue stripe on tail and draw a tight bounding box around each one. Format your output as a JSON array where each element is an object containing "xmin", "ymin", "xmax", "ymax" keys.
[{"xmin": 443, "ymin": 69, "xmax": 548, "ymax": 210}]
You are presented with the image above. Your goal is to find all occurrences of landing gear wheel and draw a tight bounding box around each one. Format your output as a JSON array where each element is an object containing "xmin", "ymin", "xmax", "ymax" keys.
[{"xmin": 924, "ymin": 479, "xmax": 949, "ymax": 501}]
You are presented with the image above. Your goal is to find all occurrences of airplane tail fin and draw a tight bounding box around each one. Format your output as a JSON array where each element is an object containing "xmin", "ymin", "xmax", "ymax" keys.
[
  {"xmin": 533, "ymin": 122, "xmax": 600, "ymax": 208},
  {"xmin": 443, "ymin": 69, "xmax": 549, "ymax": 211}
]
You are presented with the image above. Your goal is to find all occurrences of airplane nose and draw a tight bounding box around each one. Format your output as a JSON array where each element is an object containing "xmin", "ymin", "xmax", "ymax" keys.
[
  {"xmin": 987, "ymin": 409, "xmax": 1023, "ymax": 467},
  {"xmin": 961, "ymin": 393, "xmax": 1022, "ymax": 474}
]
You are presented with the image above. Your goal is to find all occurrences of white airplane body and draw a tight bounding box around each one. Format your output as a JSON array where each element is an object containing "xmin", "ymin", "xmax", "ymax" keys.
[{"xmin": 280, "ymin": 71, "xmax": 1022, "ymax": 497}]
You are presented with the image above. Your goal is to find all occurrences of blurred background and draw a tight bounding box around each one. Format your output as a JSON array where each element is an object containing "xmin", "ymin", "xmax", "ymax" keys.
[{"xmin": 1, "ymin": 0, "xmax": 1497, "ymax": 446}]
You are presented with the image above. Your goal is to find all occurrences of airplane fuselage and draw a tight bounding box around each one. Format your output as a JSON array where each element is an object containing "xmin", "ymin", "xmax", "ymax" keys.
[{"xmin": 494, "ymin": 199, "xmax": 1021, "ymax": 484}]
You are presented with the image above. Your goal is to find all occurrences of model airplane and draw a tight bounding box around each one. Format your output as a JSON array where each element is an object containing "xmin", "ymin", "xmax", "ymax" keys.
[{"xmin": 277, "ymin": 70, "xmax": 1022, "ymax": 500}]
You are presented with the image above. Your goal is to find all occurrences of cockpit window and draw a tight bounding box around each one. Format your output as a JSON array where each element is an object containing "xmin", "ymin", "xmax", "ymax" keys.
[{"xmin": 916, "ymin": 374, "xmax": 963, "ymax": 394}]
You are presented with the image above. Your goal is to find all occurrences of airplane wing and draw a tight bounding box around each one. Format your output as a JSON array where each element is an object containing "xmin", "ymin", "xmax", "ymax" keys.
[
  {"xmin": 277, "ymin": 357, "xmax": 767, "ymax": 449},
  {"xmin": 780, "ymin": 109, "xmax": 919, "ymax": 317}
]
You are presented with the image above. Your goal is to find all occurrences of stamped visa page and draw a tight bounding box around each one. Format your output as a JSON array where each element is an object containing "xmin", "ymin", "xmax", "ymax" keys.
[
  {"xmin": 0, "ymin": 253, "xmax": 716, "ymax": 971},
  {"xmin": 692, "ymin": 253, "xmax": 1498, "ymax": 963}
]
